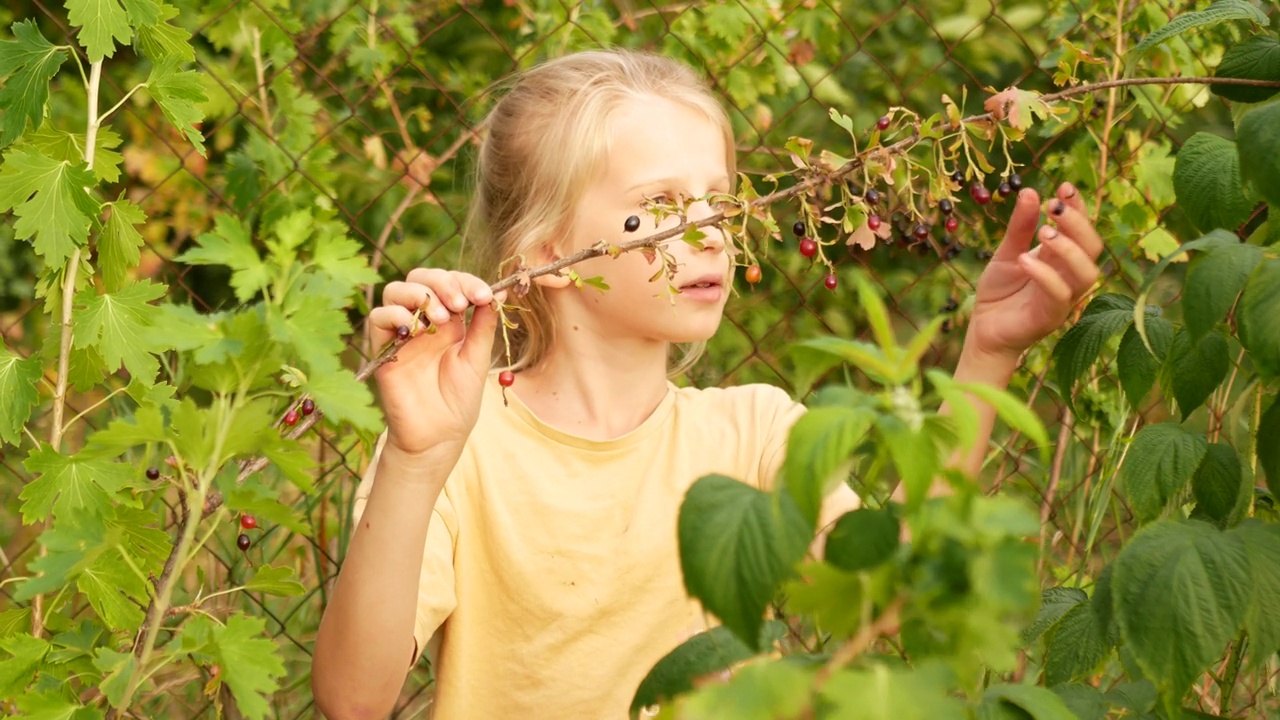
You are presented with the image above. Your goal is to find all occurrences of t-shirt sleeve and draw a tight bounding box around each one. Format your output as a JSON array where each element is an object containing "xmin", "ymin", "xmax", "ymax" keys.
[{"xmin": 352, "ymin": 432, "xmax": 460, "ymax": 667}]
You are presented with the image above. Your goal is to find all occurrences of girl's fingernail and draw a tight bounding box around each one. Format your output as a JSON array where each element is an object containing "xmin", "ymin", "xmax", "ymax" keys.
[
  {"xmin": 1063, "ymin": 183, "xmax": 1077, "ymax": 198},
  {"xmin": 1050, "ymin": 199, "xmax": 1065, "ymax": 216},
  {"xmin": 1042, "ymin": 226, "xmax": 1059, "ymax": 240}
]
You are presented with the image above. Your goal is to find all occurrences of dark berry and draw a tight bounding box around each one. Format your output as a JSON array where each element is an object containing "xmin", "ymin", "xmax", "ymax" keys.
[
  {"xmin": 237, "ymin": 533, "xmax": 251, "ymax": 552},
  {"xmin": 395, "ymin": 325, "xmax": 410, "ymax": 341},
  {"xmin": 913, "ymin": 224, "xmax": 929, "ymax": 241},
  {"xmin": 283, "ymin": 409, "xmax": 300, "ymax": 427},
  {"xmin": 914, "ymin": 241, "xmax": 931, "ymax": 257},
  {"xmin": 950, "ymin": 170, "xmax": 965, "ymax": 185},
  {"xmin": 498, "ymin": 370, "xmax": 515, "ymax": 387},
  {"xmin": 824, "ymin": 273, "xmax": 838, "ymax": 290},
  {"xmin": 942, "ymin": 297, "xmax": 958, "ymax": 313},
  {"xmin": 240, "ymin": 514, "xmax": 257, "ymax": 530},
  {"xmin": 976, "ymin": 249, "xmax": 994, "ymax": 260},
  {"xmin": 939, "ymin": 199, "xmax": 954, "ymax": 215},
  {"xmin": 945, "ymin": 243, "xmax": 962, "ymax": 260},
  {"xmin": 997, "ymin": 182, "xmax": 1013, "ymax": 198},
  {"xmin": 1007, "ymin": 173, "xmax": 1023, "ymax": 192},
  {"xmin": 970, "ymin": 184, "xmax": 992, "ymax": 205},
  {"xmin": 867, "ymin": 214, "xmax": 882, "ymax": 231},
  {"xmin": 301, "ymin": 398, "xmax": 316, "ymax": 416},
  {"xmin": 793, "ymin": 220, "xmax": 806, "ymax": 238},
  {"xmin": 745, "ymin": 265, "xmax": 762, "ymax": 284},
  {"xmin": 864, "ymin": 188, "xmax": 880, "ymax": 205},
  {"xmin": 941, "ymin": 319, "xmax": 953, "ymax": 334},
  {"xmin": 145, "ymin": 467, "xmax": 160, "ymax": 480},
  {"xmin": 944, "ymin": 216, "xmax": 959, "ymax": 232},
  {"xmin": 624, "ymin": 215, "xmax": 641, "ymax": 233},
  {"xmin": 876, "ymin": 115, "xmax": 891, "ymax": 130},
  {"xmin": 799, "ymin": 237, "xmax": 818, "ymax": 258}
]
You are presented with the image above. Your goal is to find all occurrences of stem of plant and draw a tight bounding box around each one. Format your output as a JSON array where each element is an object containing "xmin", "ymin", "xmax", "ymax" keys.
[{"xmin": 1218, "ymin": 629, "xmax": 1247, "ymax": 714}]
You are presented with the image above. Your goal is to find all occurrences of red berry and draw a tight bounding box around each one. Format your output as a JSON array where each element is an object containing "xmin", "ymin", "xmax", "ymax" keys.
[
  {"xmin": 745, "ymin": 265, "xmax": 762, "ymax": 284},
  {"xmin": 240, "ymin": 515, "xmax": 257, "ymax": 530},
  {"xmin": 913, "ymin": 224, "xmax": 929, "ymax": 241},
  {"xmin": 283, "ymin": 409, "xmax": 299, "ymax": 427},
  {"xmin": 876, "ymin": 115, "xmax": 890, "ymax": 130},
  {"xmin": 944, "ymin": 216, "xmax": 959, "ymax": 232},
  {"xmin": 867, "ymin": 214, "xmax": 882, "ymax": 231},
  {"xmin": 237, "ymin": 534, "xmax": 251, "ymax": 552},
  {"xmin": 824, "ymin": 273, "xmax": 838, "ymax": 290},
  {"xmin": 395, "ymin": 325, "xmax": 410, "ymax": 341},
  {"xmin": 970, "ymin": 184, "xmax": 992, "ymax": 205},
  {"xmin": 799, "ymin": 237, "xmax": 818, "ymax": 258},
  {"xmin": 498, "ymin": 370, "xmax": 515, "ymax": 387},
  {"xmin": 301, "ymin": 398, "xmax": 315, "ymax": 416}
]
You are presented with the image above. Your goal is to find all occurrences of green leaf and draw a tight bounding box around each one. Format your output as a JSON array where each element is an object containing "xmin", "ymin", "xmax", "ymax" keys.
[
  {"xmin": 136, "ymin": 12, "xmax": 194, "ymax": 64},
  {"xmin": 0, "ymin": 346, "xmax": 41, "ymax": 446},
  {"xmin": 1165, "ymin": 329, "xmax": 1230, "ymax": 420},
  {"xmin": 1237, "ymin": 100, "xmax": 1280, "ymax": 208},
  {"xmin": 1052, "ymin": 684, "xmax": 1107, "ymax": 720},
  {"xmin": 67, "ymin": 0, "xmax": 133, "ymax": 62},
  {"xmin": 1131, "ymin": 0, "xmax": 1270, "ymax": 58},
  {"xmin": 948, "ymin": 380, "xmax": 1050, "ymax": 462},
  {"xmin": 877, "ymin": 415, "xmax": 941, "ymax": 509},
  {"xmin": 1119, "ymin": 423, "xmax": 1208, "ymax": 523},
  {"xmin": 221, "ymin": 484, "xmax": 310, "ymax": 536},
  {"xmin": 1184, "ymin": 242, "xmax": 1263, "ymax": 342},
  {"xmin": 1044, "ymin": 599, "xmax": 1113, "ymax": 686},
  {"xmin": 677, "ymin": 475, "xmax": 811, "ymax": 650},
  {"xmin": 0, "ymin": 608, "xmax": 32, "ymax": 639},
  {"xmin": 1259, "ymin": 396, "xmax": 1280, "ymax": 498},
  {"xmin": 1192, "ymin": 443, "xmax": 1245, "ymax": 525},
  {"xmin": 25, "ymin": 126, "xmax": 123, "ymax": 184},
  {"xmin": 14, "ymin": 691, "xmax": 100, "ymax": 720},
  {"xmin": 781, "ymin": 561, "xmax": 865, "ymax": 638},
  {"xmin": 1233, "ymin": 520, "xmax": 1280, "ymax": 663},
  {"xmin": 629, "ymin": 623, "xmax": 785, "ymax": 717},
  {"xmin": 821, "ymin": 662, "xmax": 967, "ymax": 720},
  {"xmin": 19, "ymin": 446, "xmax": 132, "ymax": 523},
  {"xmin": 1172, "ymin": 133, "xmax": 1255, "ymax": 235},
  {"xmin": 311, "ymin": 231, "xmax": 380, "ymax": 288},
  {"xmin": 244, "ymin": 564, "xmax": 305, "ymax": 597},
  {"xmin": 1052, "ymin": 293, "xmax": 1134, "ymax": 411},
  {"xmin": 1113, "ymin": 520, "xmax": 1250, "ymax": 716},
  {"xmin": 147, "ymin": 57, "xmax": 207, "ymax": 155},
  {"xmin": 266, "ymin": 293, "xmax": 349, "ymax": 375},
  {"xmin": 78, "ymin": 547, "xmax": 144, "ymax": 629},
  {"xmin": 0, "ymin": 632, "xmax": 50, "ymax": 697},
  {"xmin": 1117, "ymin": 318, "xmax": 1173, "ymax": 411},
  {"xmin": 781, "ymin": 406, "xmax": 874, "ymax": 528},
  {"xmin": 1238, "ymin": 257, "xmax": 1280, "ymax": 379},
  {"xmin": 83, "ymin": 403, "xmax": 165, "ymax": 456},
  {"xmin": 302, "ymin": 368, "xmax": 381, "ymax": 433},
  {"xmin": 790, "ymin": 336, "xmax": 899, "ymax": 387},
  {"xmin": 0, "ymin": 21, "xmax": 68, "ymax": 146},
  {"xmin": 179, "ymin": 615, "xmax": 285, "ymax": 720},
  {"xmin": 854, "ymin": 274, "xmax": 899, "ymax": 355},
  {"xmin": 176, "ymin": 216, "xmax": 267, "ymax": 302},
  {"xmin": 73, "ymin": 281, "xmax": 169, "ymax": 386},
  {"xmin": 91, "ymin": 648, "xmax": 135, "ymax": 708},
  {"xmin": 120, "ymin": 0, "xmax": 162, "ymax": 26},
  {"xmin": 983, "ymin": 683, "xmax": 1078, "ymax": 720},
  {"xmin": 824, "ymin": 508, "xmax": 899, "ymax": 572},
  {"xmin": 678, "ymin": 660, "xmax": 813, "ymax": 720},
  {"xmin": 1134, "ymin": 230, "xmax": 1238, "ymax": 351},
  {"xmin": 98, "ymin": 200, "xmax": 146, "ymax": 292},
  {"xmin": 1212, "ymin": 35, "xmax": 1280, "ymax": 103},
  {"xmin": 0, "ymin": 147, "xmax": 99, "ymax": 264},
  {"xmin": 1023, "ymin": 586, "xmax": 1087, "ymax": 644}
]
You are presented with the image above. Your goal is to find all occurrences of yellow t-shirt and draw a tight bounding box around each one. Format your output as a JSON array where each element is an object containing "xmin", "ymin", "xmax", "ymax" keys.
[{"xmin": 351, "ymin": 374, "xmax": 860, "ymax": 719}]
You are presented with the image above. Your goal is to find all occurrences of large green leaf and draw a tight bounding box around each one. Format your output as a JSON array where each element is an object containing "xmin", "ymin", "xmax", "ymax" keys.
[
  {"xmin": 1052, "ymin": 683, "xmax": 1107, "ymax": 720},
  {"xmin": 1119, "ymin": 423, "xmax": 1208, "ymax": 523},
  {"xmin": 782, "ymin": 561, "xmax": 865, "ymax": 638},
  {"xmin": 823, "ymin": 507, "xmax": 899, "ymax": 572},
  {"xmin": 174, "ymin": 615, "xmax": 285, "ymax": 720},
  {"xmin": 1260, "ymin": 396, "xmax": 1280, "ymax": 498},
  {"xmin": 678, "ymin": 475, "xmax": 811, "ymax": 649},
  {"xmin": 1113, "ymin": 520, "xmax": 1250, "ymax": 716},
  {"xmin": 98, "ymin": 200, "xmax": 147, "ymax": 293},
  {"xmin": 1023, "ymin": 586, "xmax": 1086, "ymax": 644},
  {"xmin": 1133, "ymin": 230, "xmax": 1238, "ymax": 352},
  {"xmin": 1233, "ymin": 521, "xmax": 1280, "ymax": 664},
  {"xmin": 1191, "ymin": 443, "xmax": 1245, "ymax": 526},
  {"xmin": 1172, "ymin": 133, "xmax": 1254, "ymax": 235},
  {"xmin": 1052, "ymin": 294, "xmax": 1134, "ymax": 411},
  {"xmin": 0, "ymin": 632, "xmax": 50, "ymax": 697},
  {"xmin": 1237, "ymin": 100, "xmax": 1280, "ymax": 208},
  {"xmin": 629, "ymin": 623, "xmax": 784, "ymax": 717},
  {"xmin": 19, "ymin": 447, "xmax": 133, "ymax": 523},
  {"xmin": 676, "ymin": 659, "xmax": 813, "ymax": 720},
  {"xmin": 1183, "ymin": 242, "xmax": 1263, "ymax": 342},
  {"xmin": 1212, "ymin": 35, "xmax": 1280, "ymax": 103},
  {"xmin": 302, "ymin": 368, "xmax": 382, "ymax": 433},
  {"xmin": 72, "ymin": 281, "xmax": 170, "ymax": 387},
  {"xmin": 175, "ymin": 214, "xmax": 267, "ymax": 303},
  {"xmin": 66, "ymin": 0, "xmax": 133, "ymax": 62},
  {"xmin": 1044, "ymin": 599, "xmax": 1113, "ymax": 686},
  {"xmin": 781, "ymin": 406, "xmax": 874, "ymax": 528},
  {"xmin": 821, "ymin": 662, "xmax": 967, "ymax": 720},
  {"xmin": 1238, "ymin": 257, "xmax": 1280, "ymax": 379},
  {"xmin": 0, "ymin": 147, "xmax": 99, "ymax": 264},
  {"xmin": 877, "ymin": 414, "xmax": 941, "ymax": 508},
  {"xmin": 0, "ymin": 21, "xmax": 67, "ymax": 147},
  {"xmin": 0, "ymin": 346, "xmax": 41, "ymax": 447},
  {"xmin": 1116, "ymin": 318, "xmax": 1173, "ymax": 411},
  {"xmin": 1131, "ymin": 0, "xmax": 1270, "ymax": 58},
  {"xmin": 147, "ymin": 56, "xmax": 207, "ymax": 154},
  {"xmin": 244, "ymin": 565, "xmax": 305, "ymax": 597},
  {"xmin": 982, "ymin": 683, "xmax": 1078, "ymax": 720},
  {"xmin": 1164, "ymin": 329, "xmax": 1229, "ymax": 421}
]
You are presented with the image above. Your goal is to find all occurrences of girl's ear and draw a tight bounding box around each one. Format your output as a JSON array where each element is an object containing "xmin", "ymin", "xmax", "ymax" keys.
[{"xmin": 530, "ymin": 240, "xmax": 572, "ymax": 290}]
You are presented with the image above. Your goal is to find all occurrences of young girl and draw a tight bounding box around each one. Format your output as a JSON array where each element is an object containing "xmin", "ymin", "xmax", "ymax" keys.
[{"xmin": 311, "ymin": 49, "xmax": 1103, "ymax": 719}]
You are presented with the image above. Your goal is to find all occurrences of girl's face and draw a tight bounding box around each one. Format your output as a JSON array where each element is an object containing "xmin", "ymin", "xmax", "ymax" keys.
[{"xmin": 554, "ymin": 95, "xmax": 733, "ymax": 346}]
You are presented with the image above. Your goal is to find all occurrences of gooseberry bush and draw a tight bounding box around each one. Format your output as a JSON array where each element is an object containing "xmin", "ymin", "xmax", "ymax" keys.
[{"xmin": 1, "ymin": 1, "xmax": 1279, "ymax": 719}]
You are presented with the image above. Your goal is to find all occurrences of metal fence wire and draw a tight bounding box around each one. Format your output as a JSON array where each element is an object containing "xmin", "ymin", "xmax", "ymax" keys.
[{"xmin": 2, "ymin": 0, "xmax": 1273, "ymax": 716}]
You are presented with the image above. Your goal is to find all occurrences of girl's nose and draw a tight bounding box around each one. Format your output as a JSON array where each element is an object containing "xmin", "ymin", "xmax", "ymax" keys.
[{"xmin": 687, "ymin": 200, "xmax": 727, "ymax": 253}]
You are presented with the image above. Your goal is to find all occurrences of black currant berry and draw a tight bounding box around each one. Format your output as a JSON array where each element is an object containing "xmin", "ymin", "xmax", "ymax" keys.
[
  {"xmin": 942, "ymin": 297, "xmax": 958, "ymax": 313},
  {"xmin": 624, "ymin": 215, "xmax": 641, "ymax": 233},
  {"xmin": 237, "ymin": 533, "xmax": 251, "ymax": 551},
  {"xmin": 945, "ymin": 243, "xmax": 961, "ymax": 260},
  {"xmin": 864, "ymin": 188, "xmax": 880, "ymax": 205},
  {"xmin": 395, "ymin": 325, "xmax": 410, "ymax": 341},
  {"xmin": 997, "ymin": 182, "xmax": 1013, "ymax": 198},
  {"xmin": 913, "ymin": 224, "xmax": 929, "ymax": 241},
  {"xmin": 939, "ymin": 199, "xmax": 954, "ymax": 215},
  {"xmin": 793, "ymin": 220, "xmax": 806, "ymax": 238},
  {"xmin": 146, "ymin": 467, "xmax": 160, "ymax": 480},
  {"xmin": 970, "ymin": 184, "xmax": 992, "ymax": 205},
  {"xmin": 301, "ymin": 398, "xmax": 316, "ymax": 416},
  {"xmin": 941, "ymin": 319, "xmax": 953, "ymax": 334},
  {"xmin": 950, "ymin": 170, "xmax": 964, "ymax": 185},
  {"xmin": 1007, "ymin": 173, "xmax": 1023, "ymax": 192}
]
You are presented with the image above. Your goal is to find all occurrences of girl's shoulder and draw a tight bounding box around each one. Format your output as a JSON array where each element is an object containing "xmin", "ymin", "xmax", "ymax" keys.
[{"xmin": 670, "ymin": 381, "xmax": 804, "ymax": 423}]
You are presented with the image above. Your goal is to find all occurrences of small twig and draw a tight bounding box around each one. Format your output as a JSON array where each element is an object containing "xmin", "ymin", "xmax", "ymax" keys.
[{"xmin": 811, "ymin": 597, "xmax": 905, "ymax": 689}]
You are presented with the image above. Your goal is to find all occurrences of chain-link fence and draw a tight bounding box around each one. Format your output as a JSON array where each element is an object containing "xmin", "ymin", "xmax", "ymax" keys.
[{"xmin": 2, "ymin": 0, "xmax": 1270, "ymax": 716}]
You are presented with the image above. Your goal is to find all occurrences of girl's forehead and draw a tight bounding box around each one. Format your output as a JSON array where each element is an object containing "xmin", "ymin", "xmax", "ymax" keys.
[{"xmin": 602, "ymin": 96, "xmax": 728, "ymax": 183}]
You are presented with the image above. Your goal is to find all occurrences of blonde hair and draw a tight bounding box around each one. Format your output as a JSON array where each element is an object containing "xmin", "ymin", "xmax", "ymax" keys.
[{"xmin": 465, "ymin": 49, "xmax": 736, "ymax": 377}]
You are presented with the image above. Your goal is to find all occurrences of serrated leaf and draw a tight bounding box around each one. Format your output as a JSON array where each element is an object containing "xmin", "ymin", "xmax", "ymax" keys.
[
  {"xmin": 983, "ymin": 683, "xmax": 1078, "ymax": 720},
  {"xmin": 1238, "ymin": 257, "xmax": 1280, "ymax": 379},
  {"xmin": 19, "ymin": 446, "xmax": 132, "ymax": 523},
  {"xmin": 1165, "ymin": 329, "xmax": 1229, "ymax": 420},
  {"xmin": 1172, "ymin": 133, "xmax": 1255, "ymax": 235},
  {"xmin": 1234, "ymin": 520, "xmax": 1280, "ymax": 663},
  {"xmin": 0, "ymin": 21, "xmax": 68, "ymax": 146},
  {"xmin": 629, "ymin": 623, "xmax": 785, "ymax": 717},
  {"xmin": 0, "ymin": 608, "xmax": 32, "ymax": 639},
  {"xmin": 1239, "ymin": 99, "xmax": 1280, "ymax": 205},
  {"xmin": 244, "ymin": 565, "xmax": 305, "ymax": 596},
  {"xmin": 1113, "ymin": 520, "xmax": 1250, "ymax": 717},
  {"xmin": 1044, "ymin": 600, "xmax": 1113, "ymax": 686},
  {"xmin": 147, "ymin": 57, "xmax": 206, "ymax": 154},
  {"xmin": 311, "ymin": 231, "xmax": 380, "ymax": 288},
  {"xmin": 677, "ymin": 475, "xmax": 810, "ymax": 650},
  {"xmin": 136, "ymin": 14, "xmax": 194, "ymax": 63},
  {"xmin": 1052, "ymin": 293, "xmax": 1134, "ymax": 410},
  {"xmin": 781, "ymin": 406, "xmax": 874, "ymax": 528},
  {"xmin": 120, "ymin": 0, "xmax": 161, "ymax": 26},
  {"xmin": 949, "ymin": 380, "xmax": 1050, "ymax": 462},
  {"xmin": 1117, "ymin": 318, "xmax": 1173, "ymax": 411},
  {"xmin": 1258, "ymin": 396, "xmax": 1280, "ymax": 498},
  {"xmin": 26, "ymin": 126, "xmax": 124, "ymax": 184},
  {"xmin": 14, "ymin": 691, "xmax": 100, "ymax": 720},
  {"xmin": 267, "ymin": 292, "xmax": 348, "ymax": 375},
  {"xmin": 824, "ymin": 508, "xmax": 898, "ymax": 572},
  {"xmin": 1119, "ymin": 422, "xmax": 1208, "ymax": 523},
  {"xmin": 1184, "ymin": 242, "xmax": 1263, "ymax": 341},
  {"xmin": 877, "ymin": 414, "xmax": 941, "ymax": 509},
  {"xmin": 221, "ymin": 484, "xmax": 310, "ymax": 536},
  {"xmin": 1212, "ymin": 35, "xmax": 1280, "ymax": 103},
  {"xmin": 176, "ymin": 216, "xmax": 268, "ymax": 302},
  {"xmin": 1131, "ymin": 0, "xmax": 1270, "ymax": 58},
  {"xmin": 0, "ymin": 147, "xmax": 99, "ymax": 264},
  {"xmin": 98, "ymin": 200, "xmax": 146, "ymax": 292},
  {"xmin": 67, "ymin": 0, "xmax": 133, "ymax": 62},
  {"xmin": 1052, "ymin": 684, "xmax": 1107, "ymax": 720},
  {"xmin": 0, "ymin": 346, "xmax": 41, "ymax": 446},
  {"xmin": 78, "ymin": 549, "xmax": 144, "ymax": 629},
  {"xmin": 821, "ymin": 662, "xmax": 967, "ymax": 720},
  {"xmin": 1134, "ymin": 230, "xmax": 1238, "ymax": 351},
  {"xmin": 1192, "ymin": 443, "xmax": 1245, "ymax": 525},
  {"xmin": 72, "ymin": 281, "xmax": 169, "ymax": 386},
  {"xmin": 181, "ymin": 615, "xmax": 285, "ymax": 720},
  {"xmin": 1023, "ymin": 586, "xmax": 1087, "ymax": 645},
  {"xmin": 83, "ymin": 403, "xmax": 165, "ymax": 457},
  {"xmin": 679, "ymin": 660, "xmax": 813, "ymax": 720},
  {"xmin": 302, "ymin": 368, "xmax": 380, "ymax": 432},
  {"xmin": 91, "ymin": 648, "xmax": 135, "ymax": 708},
  {"xmin": 13, "ymin": 518, "xmax": 106, "ymax": 600},
  {"xmin": 782, "ymin": 561, "xmax": 865, "ymax": 638},
  {"xmin": 0, "ymin": 633, "xmax": 50, "ymax": 697}
]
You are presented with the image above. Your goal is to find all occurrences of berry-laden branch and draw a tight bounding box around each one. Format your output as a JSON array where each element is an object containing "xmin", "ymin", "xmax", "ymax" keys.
[{"xmin": 221, "ymin": 73, "xmax": 1280, "ymax": 493}]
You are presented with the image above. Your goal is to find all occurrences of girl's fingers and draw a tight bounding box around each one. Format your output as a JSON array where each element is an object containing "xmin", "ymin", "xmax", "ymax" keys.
[
  {"xmin": 367, "ymin": 305, "xmax": 418, "ymax": 350},
  {"xmin": 991, "ymin": 189, "xmax": 1042, "ymax": 262},
  {"xmin": 1039, "ymin": 227, "xmax": 1100, "ymax": 296},
  {"xmin": 1017, "ymin": 253, "xmax": 1073, "ymax": 305},
  {"xmin": 406, "ymin": 268, "xmax": 471, "ymax": 313},
  {"xmin": 1045, "ymin": 197, "xmax": 1104, "ymax": 259},
  {"xmin": 1057, "ymin": 181, "xmax": 1087, "ymax": 214},
  {"xmin": 383, "ymin": 281, "xmax": 451, "ymax": 325}
]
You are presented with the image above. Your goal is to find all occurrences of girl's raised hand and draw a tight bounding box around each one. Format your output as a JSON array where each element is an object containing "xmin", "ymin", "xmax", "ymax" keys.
[
  {"xmin": 367, "ymin": 268, "xmax": 507, "ymax": 459},
  {"xmin": 966, "ymin": 181, "xmax": 1103, "ymax": 361}
]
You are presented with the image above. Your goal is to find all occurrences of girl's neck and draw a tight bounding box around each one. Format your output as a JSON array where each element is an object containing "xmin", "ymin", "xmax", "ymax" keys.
[{"xmin": 512, "ymin": 334, "xmax": 672, "ymax": 442}]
